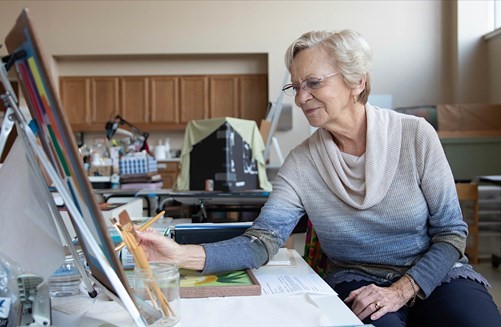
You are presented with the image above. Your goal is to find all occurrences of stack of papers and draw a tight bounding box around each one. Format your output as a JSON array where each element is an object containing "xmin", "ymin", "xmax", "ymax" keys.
[{"xmin": 267, "ymin": 248, "xmax": 293, "ymax": 266}]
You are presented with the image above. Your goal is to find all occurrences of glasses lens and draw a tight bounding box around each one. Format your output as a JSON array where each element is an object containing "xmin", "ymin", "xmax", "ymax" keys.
[
  {"xmin": 305, "ymin": 78, "xmax": 322, "ymax": 91},
  {"xmin": 282, "ymin": 85, "xmax": 296, "ymax": 96}
]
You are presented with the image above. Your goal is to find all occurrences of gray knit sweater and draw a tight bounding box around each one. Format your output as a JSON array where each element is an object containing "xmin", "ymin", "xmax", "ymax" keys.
[{"xmin": 202, "ymin": 104, "xmax": 488, "ymax": 297}]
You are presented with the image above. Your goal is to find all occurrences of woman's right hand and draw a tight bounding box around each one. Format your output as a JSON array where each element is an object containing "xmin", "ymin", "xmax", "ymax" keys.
[
  {"xmin": 136, "ymin": 228, "xmax": 180, "ymax": 264},
  {"xmin": 136, "ymin": 228, "xmax": 207, "ymax": 270}
]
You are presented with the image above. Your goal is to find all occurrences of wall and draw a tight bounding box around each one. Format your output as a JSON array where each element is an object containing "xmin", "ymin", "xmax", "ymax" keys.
[
  {"xmin": 454, "ymin": 0, "xmax": 491, "ymax": 103},
  {"xmin": 0, "ymin": 1, "xmax": 466, "ymax": 159},
  {"xmin": 487, "ymin": 33, "xmax": 501, "ymax": 103}
]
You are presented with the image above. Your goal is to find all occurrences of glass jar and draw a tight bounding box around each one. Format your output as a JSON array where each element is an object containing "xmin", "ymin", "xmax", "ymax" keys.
[
  {"xmin": 48, "ymin": 249, "xmax": 85, "ymax": 297},
  {"xmin": 134, "ymin": 263, "xmax": 180, "ymax": 326}
]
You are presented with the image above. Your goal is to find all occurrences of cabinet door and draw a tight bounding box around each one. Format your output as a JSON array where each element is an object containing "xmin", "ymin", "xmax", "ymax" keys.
[
  {"xmin": 121, "ymin": 77, "xmax": 148, "ymax": 123},
  {"xmin": 239, "ymin": 74, "xmax": 268, "ymax": 124},
  {"xmin": 157, "ymin": 161, "xmax": 179, "ymax": 189},
  {"xmin": 59, "ymin": 77, "xmax": 90, "ymax": 125},
  {"xmin": 91, "ymin": 77, "xmax": 120, "ymax": 124},
  {"xmin": 179, "ymin": 76, "xmax": 208, "ymax": 123},
  {"xmin": 150, "ymin": 76, "xmax": 179, "ymax": 124},
  {"xmin": 210, "ymin": 76, "xmax": 239, "ymax": 118}
]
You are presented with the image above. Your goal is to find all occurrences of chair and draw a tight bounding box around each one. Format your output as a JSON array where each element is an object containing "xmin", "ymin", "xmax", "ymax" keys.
[
  {"xmin": 303, "ymin": 219, "xmax": 328, "ymax": 277},
  {"xmin": 456, "ymin": 183, "xmax": 480, "ymax": 264}
]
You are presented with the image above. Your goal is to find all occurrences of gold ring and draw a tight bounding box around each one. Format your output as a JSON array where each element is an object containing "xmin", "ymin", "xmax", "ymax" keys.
[{"xmin": 374, "ymin": 301, "xmax": 382, "ymax": 310}]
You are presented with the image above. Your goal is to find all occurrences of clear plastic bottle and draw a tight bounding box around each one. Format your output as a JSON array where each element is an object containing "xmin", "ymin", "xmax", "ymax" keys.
[
  {"xmin": 164, "ymin": 138, "xmax": 172, "ymax": 159},
  {"xmin": 48, "ymin": 249, "xmax": 85, "ymax": 297}
]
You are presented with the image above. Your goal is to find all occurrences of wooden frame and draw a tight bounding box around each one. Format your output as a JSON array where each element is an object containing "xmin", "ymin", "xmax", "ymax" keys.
[{"xmin": 179, "ymin": 269, "xmax": 261, "ymax": 298}]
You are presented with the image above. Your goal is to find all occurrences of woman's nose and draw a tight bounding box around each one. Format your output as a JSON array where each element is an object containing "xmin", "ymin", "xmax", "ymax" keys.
[{"xmin": 295, "ymin": 87, "xmax": 313, "ymax": 106}]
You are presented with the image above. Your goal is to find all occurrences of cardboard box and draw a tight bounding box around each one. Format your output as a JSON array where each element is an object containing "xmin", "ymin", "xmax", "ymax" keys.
[
  {"xmin": 394, "ymin": 103, "xmax": 501, "ymax": 180},
  {"xmin": 437, "ymin": 104, "xmax": 501, "ymax": 133},
  {"xmin": 88, "ymin": 165, "xmax": 112, "ymax": 177}
]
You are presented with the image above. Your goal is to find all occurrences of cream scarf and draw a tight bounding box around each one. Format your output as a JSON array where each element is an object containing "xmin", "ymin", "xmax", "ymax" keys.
[{"xmin": 308, "ymin": 104, "xmax": 402, "ymax": 209}]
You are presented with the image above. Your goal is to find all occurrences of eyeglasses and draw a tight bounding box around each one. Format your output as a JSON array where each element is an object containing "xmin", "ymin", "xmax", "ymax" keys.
[{"xmin": 282, "ymin": 72, "xmax": 340, "ymax": 96}]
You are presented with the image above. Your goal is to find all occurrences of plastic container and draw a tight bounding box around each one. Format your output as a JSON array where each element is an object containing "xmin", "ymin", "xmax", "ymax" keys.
[{"xmin": 48, "ymin": 249, "xmax": 85, "ymax": 297}]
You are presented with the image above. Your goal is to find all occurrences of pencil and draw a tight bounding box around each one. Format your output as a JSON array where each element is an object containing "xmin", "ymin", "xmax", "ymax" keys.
[
  {"xmin": 114, "ymin": 210, "xmax": 166, "ymax": 252},
  {"xmin": 139, "ymin": 210, "xmax": 166, "ymax": 231}
]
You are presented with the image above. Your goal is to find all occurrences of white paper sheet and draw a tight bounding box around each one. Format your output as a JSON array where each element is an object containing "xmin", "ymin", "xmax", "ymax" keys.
[
  {"xmin": 0, "ymin": 139, "xmax": 64, "ymax": 279},
  {"xmin": 182, "ymin": 294, "xmax": 340, "ymax": 327},
  {"xmin": 258, "ymin": 273, "xmax": 336, "ymax": 296}
]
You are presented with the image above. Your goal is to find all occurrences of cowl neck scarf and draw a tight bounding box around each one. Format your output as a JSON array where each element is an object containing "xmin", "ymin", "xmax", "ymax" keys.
[{"xmin": 308, "ymin": 104, "xmax": 402, "ymax": 209}]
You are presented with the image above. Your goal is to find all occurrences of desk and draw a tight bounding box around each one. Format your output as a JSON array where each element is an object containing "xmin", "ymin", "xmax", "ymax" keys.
[
  {"xmin": 94, "ymin": 189, "xmax": 271, "ymax": 221},
  {"xmin": 166, "ymin": 190, "xmax": 270, "ymax": 223},
  {"xmin": 51, "ymin": 250, "xmax": 363, "ymax": 327},
  {"xmin": 477, "ymin": 175, "xmax": 501, "ymax": 268},
  {"xmin": 93, "ymin": 189, "xmax": 270, "ymax": 218},
  {"xmin": 93, "ymin": 188, "xmax": 159, "ymax": 216}
]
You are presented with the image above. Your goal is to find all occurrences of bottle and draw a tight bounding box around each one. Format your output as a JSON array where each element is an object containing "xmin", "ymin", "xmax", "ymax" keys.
[
  {"xmin": 48, "ymin": 249, "xmax": 85, "ymax": 297},
  {"xmin": 111, "ymin": 173, "xmax": 120, "ymax": 189},
  {"xmin": 155, "ymin": 140, "xmax": 167, "ymax": 160},
  {"xmin": 164, "ymin": 138, "xmax": 172, "ymax": 159}
]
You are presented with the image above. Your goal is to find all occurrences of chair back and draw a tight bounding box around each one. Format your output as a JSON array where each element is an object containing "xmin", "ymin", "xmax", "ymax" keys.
[
  {"xmin": 303, "ymin": 220, "xmax": 328, "ymax": 277},
  {"xmin": 456, "ymin": 183, "xmax": 479, "ymax": 264}
]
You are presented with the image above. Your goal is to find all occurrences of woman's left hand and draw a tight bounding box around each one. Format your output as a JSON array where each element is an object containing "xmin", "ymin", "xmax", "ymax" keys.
[{"xmin": 344, "ymin": 282, "xmax": 409, "ymax": 321}]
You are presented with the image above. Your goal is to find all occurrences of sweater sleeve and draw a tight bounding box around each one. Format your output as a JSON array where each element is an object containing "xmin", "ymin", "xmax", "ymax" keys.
[
  {"xmin": 406, "ymin": 119, "xmax": 467, "ymax": 297},
  {"xmin": 201, "ymin": 203, "xmax": 304, "ymax": 274},
  {"xmin": 201, "ymin": 154, "xmax": 306, "ymax": 274}
]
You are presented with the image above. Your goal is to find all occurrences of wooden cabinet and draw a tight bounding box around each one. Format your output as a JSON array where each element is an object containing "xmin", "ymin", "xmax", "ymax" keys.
[
  {"xmin": 59, "ymin": 74, "xmax": 267, "ymax": 132},
  {"xmin": 210, "ymin": 76, "xmax": 239, "ymax": 118},
  {"xmin": 239, "ymin": 75, "xmax": 269, "ymax": 122},
  {"xmin": 151, "ymin": 76, "xmax": 179, "ymax": 124},
  {"xmin": 157, "ymin": 160, "xmax": 180, "ymax": 189},
  {"xmin": 60, "ymin": 76, "xmax": 119, "ymax": 130},
  {"xmin": 121, "ymin": 76, "xmax": 148, "ymax": 124},
  {"xmin": 179, "ymin": 76, "xmax": 209, "ymax": 123},
  {"xmin": 59, "ymin": 77, "xmax": 90, "ymax": 126},
  {"xmin": 92, "ymin": 77, "xmax": 120, "ymax": 125}
]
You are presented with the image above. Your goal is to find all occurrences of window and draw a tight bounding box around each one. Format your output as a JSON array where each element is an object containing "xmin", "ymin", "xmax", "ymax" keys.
[{"xmin": 490, "ymin": 0, "xmax": 501, "ymax": 31}]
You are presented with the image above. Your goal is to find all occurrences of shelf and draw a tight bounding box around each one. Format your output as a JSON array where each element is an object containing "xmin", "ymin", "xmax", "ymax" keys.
[
  {"xmin": 479, "ymin": 221, "xmax": 501, "ymax": 227},
  {"xmin": 477, "ymin": 184, "xmax": 501, "ymax": 261}
]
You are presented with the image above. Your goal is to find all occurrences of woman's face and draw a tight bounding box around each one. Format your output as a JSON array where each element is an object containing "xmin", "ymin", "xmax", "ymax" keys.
[{"xmin": 290, "ymin": 45, "xmax": 355, "ymax": 129}]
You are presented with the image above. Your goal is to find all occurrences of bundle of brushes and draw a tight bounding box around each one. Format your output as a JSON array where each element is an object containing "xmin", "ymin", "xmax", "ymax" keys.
[{"xmin": 111, "ymin": 210, "xmax": 175, "ymax": 318}]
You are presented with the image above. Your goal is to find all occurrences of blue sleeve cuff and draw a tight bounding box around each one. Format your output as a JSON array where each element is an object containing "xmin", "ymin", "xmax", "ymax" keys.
[
  {"xmin": 201, "ymin": 235, "xmax": 268, "ymax": 274},
  {"xmin": 407, "ymin": 242, "xmax": 460, "ymax": 297}
]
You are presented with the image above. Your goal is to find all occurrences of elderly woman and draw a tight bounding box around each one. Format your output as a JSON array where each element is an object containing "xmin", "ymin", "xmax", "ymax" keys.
[{"xmin": 138, "ymin": 30, "xmax": 501, "ymax": 326}]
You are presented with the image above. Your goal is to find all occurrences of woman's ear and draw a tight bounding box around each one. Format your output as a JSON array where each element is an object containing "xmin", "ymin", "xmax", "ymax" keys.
[{"xmin": 353, "ymin": 76, "xmax": 367, "ymax": 97}]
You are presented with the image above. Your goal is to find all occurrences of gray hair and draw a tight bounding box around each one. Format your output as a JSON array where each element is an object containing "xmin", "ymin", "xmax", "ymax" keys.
[{"xmin": 284, "ymin": 30, "xmax": 372, "ymax": 104}]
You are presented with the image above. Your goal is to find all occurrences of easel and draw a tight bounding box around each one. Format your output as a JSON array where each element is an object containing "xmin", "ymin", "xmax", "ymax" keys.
[
  {"xmin": 0, "ymin": 55, "xmax": 98, "ymax": 295},
  {"xmin": 0, "ymin": 52, "xmax": 147, "ymax": 326},
  {"xmin": 262, "ymin": 72, "xmax": 288, "ymax": 165},
  {"xmin": 2, "ymin": 9, "xmax": 166, "ymax": 325}
]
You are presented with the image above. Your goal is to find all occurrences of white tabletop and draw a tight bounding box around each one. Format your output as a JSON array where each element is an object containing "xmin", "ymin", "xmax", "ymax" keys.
[{"xmin": 51, "ymin": 250, "xmax": 363, "ymax": 327}]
